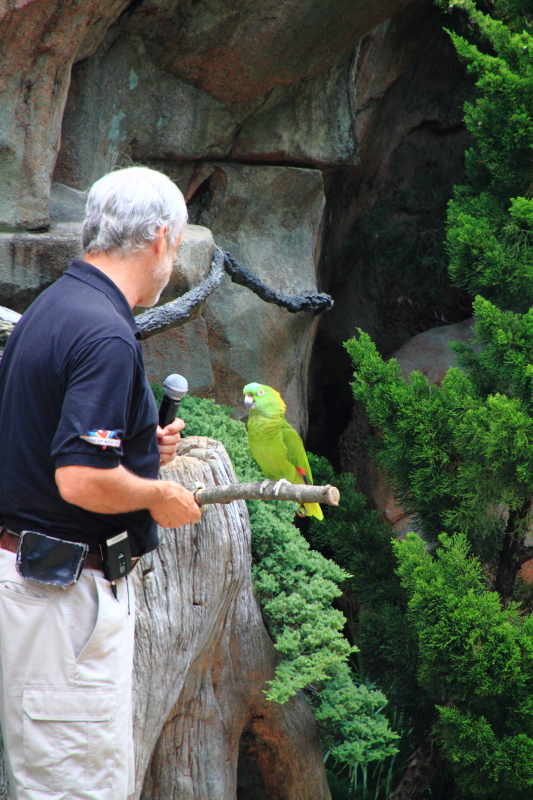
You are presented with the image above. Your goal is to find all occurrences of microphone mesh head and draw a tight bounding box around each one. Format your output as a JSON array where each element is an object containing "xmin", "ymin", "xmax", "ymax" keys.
[{"xmin": 163, "ymin": 374, "xmax": 189, "ymax": 401}]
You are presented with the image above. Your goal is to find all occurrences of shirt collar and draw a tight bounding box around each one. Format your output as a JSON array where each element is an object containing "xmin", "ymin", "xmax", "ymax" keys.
[{"xmin": 65, "ymin": 259, "xmax": 142, "ymax": 340}]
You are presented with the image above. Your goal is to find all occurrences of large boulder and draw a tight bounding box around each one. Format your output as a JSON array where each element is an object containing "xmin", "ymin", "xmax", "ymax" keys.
[
  {"xmin": 187, "ymin": 163, "xmax": 325, "ymax": 433},
  {"xmin": 391, "ymin": 317, "xmax": 476, "ymax": 385},
  {"xmin": 339, "ymin": 319, "xmax": 477, "ymax": 534}
]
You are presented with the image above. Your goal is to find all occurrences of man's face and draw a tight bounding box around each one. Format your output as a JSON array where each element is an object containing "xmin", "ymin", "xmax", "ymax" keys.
[
  {"xmin": 138, "ymin": 234, "xmax": 181, "ymax": 308},
  {"xmin": 146, "ymin": 246, "xmax": 176, "ymax": 306}
]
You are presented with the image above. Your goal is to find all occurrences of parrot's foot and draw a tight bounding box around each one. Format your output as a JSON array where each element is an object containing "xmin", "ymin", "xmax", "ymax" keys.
[
  {"xmin": 272, "ymin": 478, "xmax": 292, "ymax": 497},
  {"xmin": 259, "ymin": 480, "xmax": 271, "ymax": 496}
]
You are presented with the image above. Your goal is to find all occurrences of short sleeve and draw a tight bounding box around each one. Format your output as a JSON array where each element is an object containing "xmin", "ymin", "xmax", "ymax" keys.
[{"xmin": 51, "ymin": 337, "xmax": 137, "ymax": 469}]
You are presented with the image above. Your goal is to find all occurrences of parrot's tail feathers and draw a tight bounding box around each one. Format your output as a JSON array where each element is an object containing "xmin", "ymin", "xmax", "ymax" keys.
[{"xmin": 297, "ymin": 502, "xmax": 323, "ymax": 521}]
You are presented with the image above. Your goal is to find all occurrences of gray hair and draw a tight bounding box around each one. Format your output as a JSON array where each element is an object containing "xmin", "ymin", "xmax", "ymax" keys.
[{"xmin": 82, "ymin": 167, "xmax": 187, "ymax": 255}]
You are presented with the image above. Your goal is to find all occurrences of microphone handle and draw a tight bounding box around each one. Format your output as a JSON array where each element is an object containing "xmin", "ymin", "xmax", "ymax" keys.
[{"xmin": 158, "ymin": 394, "xmax": 182, "ymax": 428}]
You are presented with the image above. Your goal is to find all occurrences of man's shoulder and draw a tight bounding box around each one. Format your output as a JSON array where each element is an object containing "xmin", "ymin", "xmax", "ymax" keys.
[
  {"xmin": 28, "ymin": 273, "xmax": 136, "ymax": 345},
  {"xmin": 5, "ymin": 274, "xmax": 139, "ymax": 380}
]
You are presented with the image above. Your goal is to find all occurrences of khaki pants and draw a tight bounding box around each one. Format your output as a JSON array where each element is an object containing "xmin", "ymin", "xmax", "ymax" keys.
[{"xmin": 0, "ymin": 549, "xmax": 135, "ymax": 800}]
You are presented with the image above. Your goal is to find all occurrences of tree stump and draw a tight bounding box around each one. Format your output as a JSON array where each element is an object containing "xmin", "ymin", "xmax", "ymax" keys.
[{"xmin": 132, "ymin": 436, "xmax": 331, "ymax": 799}]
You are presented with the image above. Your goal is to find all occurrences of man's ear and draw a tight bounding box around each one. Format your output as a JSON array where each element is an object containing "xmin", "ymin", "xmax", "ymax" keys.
[{"xmin": 153, "ymin": 225, "xmax": 169, "ymax": 256}]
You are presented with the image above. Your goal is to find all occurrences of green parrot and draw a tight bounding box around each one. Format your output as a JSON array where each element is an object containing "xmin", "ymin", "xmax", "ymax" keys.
[{"xmin": 243, "ymin": 382, "xmax": 323, "ymax": 520}]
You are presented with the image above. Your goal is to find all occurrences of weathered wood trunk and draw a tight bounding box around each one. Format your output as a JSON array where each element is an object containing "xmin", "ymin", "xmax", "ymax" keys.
[
  {"xmin": 132, "ymin": 436, "xmax": 332, "ymax": 799},
  {"xmin": 0, "ymin": 436, "xmax": 330, "ymax": 799}
]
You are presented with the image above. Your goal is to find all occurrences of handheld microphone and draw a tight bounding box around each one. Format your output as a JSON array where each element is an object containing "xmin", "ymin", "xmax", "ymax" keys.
[{"xmin": 158, "ymin": 374, "xmax": 189, "ymax": 428}]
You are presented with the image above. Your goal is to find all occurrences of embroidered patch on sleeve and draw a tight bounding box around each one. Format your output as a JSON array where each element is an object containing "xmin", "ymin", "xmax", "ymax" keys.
[{"xmin": 79, "ymin": 430, "xmax": 121, "ymax": 450}]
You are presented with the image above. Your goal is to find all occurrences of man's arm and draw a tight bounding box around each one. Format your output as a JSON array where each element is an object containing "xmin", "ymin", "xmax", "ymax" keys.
[{"xmin": 55, "ymin": 464, "xmax": 201, "ymax": 528}]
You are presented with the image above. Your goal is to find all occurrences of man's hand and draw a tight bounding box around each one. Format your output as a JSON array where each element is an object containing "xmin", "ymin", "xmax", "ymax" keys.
[
  {"xmin": 149, "ymin": 480, "xmax": 202, "ymax": 527},
  {"xmin": 157, "ymin": 417, "xmax": 185, "ymax": 464}
]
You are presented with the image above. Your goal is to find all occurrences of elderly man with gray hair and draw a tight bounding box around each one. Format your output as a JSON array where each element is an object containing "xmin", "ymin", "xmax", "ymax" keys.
[{"xmin": 0, "ymin": 166, "xmax": 201, "ymax": 800}]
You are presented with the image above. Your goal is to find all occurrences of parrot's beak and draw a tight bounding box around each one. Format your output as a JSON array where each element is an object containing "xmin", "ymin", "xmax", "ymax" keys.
[{"xmin": 244, "ymin": 393, "xmax": 255, "ymax": 410}]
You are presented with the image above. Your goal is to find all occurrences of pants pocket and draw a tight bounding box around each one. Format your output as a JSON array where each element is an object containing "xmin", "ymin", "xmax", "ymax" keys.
[
  {"xmin": 0, "ymin": 580, "xmax": 51, "ymax": 604},
  {"xmin": 22, "ymin": 686, "xmax": 117, "ymax": 792}
]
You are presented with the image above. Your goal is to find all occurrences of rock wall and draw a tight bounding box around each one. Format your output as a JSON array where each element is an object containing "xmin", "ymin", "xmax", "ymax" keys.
[{"xmin": 2, "ymin": 0, "xmax": 468, "ymax": 438}]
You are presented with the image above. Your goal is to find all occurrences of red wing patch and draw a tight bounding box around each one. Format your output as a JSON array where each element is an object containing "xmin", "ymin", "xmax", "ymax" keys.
[{"xmin": 296, "ymin": 466, "xmax": 310, "ymax": 484}]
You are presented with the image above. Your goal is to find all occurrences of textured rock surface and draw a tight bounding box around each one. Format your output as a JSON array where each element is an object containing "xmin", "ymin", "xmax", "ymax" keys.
[
  {"xmin": 0, "ymin": 0, "xmax": 130, "ymax": 230},
  {"xmin": 230, "ymin": 49, "xmax": 359, "ymax": 166},
  {"xmin": 123, "ymin": 0, "xmax": 413, "ymax": 107},
  {"xmin": 0, "ymin": 223, "xmax": 82, "ymax": 313},
  {"xmin": 142, "ymin": 318, "xmax": 216, "ymax": 399},
  {"xmin": 54, "ymin": 33, "xmax": 238, "ymax": 192},
  {"xmin": 157, "ymin": 225, "xmax": 215, "ymax": 305}
]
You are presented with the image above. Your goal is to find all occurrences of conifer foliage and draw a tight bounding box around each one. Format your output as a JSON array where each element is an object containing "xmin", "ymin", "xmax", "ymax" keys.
[
  {"xmin": 441, "ymin": 0, "xmax": 533, "ymax": 311},
  {"xmin": 175, "ymin": 394, "xmax": 398, "ymax": 770},
  {"xmin": 338, "ymin": 1, "xmax": 533, "ymax": 796}
]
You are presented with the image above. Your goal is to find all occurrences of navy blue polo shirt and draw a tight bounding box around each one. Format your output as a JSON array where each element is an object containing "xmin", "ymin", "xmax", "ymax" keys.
[{"xmin": 0, "ymin": 259, "xmax": 160, "ymax": 556}]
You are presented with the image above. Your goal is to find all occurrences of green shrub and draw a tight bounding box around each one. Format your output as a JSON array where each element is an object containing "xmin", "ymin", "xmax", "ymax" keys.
[{"xmin": 176, "ymin": 394, "xmax": 398, "ymax": 769}]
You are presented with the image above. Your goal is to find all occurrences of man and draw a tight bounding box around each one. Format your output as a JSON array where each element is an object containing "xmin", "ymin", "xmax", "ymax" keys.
[{"xmin": 0, "ymin": 166, "xmax": 201, "ymax": 800}]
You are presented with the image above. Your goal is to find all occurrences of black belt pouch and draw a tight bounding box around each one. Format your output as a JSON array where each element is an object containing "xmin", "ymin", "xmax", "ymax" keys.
[{"xmin": 16, "ymin": 531, "xmax": 88, "ymax": 588}]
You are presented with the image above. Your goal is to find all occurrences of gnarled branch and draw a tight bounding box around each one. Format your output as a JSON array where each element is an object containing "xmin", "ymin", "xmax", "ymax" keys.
[
  {"xmin": 192, "ymin": 479, "xmax": 340, "ymax": 507},
  {"xmin": 222, "ymin": 251, "xmax": 334, "ymax": 314}
]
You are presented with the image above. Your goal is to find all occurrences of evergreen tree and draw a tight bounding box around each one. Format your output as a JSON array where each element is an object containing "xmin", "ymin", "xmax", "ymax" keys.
[
  {"xmin": 439, "ymin": 0, "xmax": 533, "ymax": 312},
  {"xmin": 314, "ymin": 1, "xmax": 533, "ymax": 796}
]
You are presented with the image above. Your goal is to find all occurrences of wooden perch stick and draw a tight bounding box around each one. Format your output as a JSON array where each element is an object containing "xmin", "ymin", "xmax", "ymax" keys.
[{"xmin": 193, "ymin": 480, "xmax": 340, "ymax": 507}]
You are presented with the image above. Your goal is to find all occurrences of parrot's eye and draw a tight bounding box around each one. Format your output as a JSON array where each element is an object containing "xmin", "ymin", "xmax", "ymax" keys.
[{"xmin": 257, "ymin": 389, "xmax": 265, "ymax": 396}]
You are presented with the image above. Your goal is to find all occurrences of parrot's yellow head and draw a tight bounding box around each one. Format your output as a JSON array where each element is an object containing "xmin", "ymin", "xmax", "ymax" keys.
[{"xmin": 243, "ymin": 382, "xmax": 286, "ymax": 416}]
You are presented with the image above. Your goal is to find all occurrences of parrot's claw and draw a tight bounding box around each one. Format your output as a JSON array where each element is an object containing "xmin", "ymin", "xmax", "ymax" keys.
[
  {"xmin": 272, "ymin": 478, "xmax": 292, "ymax": 497},
  {"xmin": 259, "ymin": 480, "xmax": 270, "ymax": 496}
]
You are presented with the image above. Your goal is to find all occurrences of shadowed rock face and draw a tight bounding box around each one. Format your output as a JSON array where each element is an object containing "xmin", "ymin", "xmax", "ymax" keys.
[{"xmin": 307, "ymin": 0, "xmax": 474, "ymax": 468}]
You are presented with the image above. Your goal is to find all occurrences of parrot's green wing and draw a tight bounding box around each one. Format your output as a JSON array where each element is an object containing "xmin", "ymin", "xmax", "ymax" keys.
[{"xmin": 280, "ymin": 419, "xmax": 313, "ymax": 483}]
